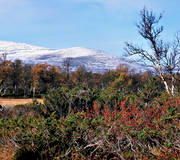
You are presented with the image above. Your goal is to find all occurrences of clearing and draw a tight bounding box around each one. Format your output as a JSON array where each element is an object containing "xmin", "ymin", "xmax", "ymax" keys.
[{"xmin": 0, "ymin": 98, "xmax": 43, "ymax": 107}]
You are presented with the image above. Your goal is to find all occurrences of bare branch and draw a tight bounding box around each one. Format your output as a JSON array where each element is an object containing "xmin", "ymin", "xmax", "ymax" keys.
[{"xmin": 124, "ymin": 8, "xmax": 180, "ymax": 95}]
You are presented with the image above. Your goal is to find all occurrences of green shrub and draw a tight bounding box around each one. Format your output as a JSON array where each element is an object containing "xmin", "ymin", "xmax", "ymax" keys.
[
  {"xmin": 0, "ymin": 94, "xmax": 179, "ymax": 160},
  {"xmin": 43, "ymin": 86, "xmax": 98, "ymax": 118}
]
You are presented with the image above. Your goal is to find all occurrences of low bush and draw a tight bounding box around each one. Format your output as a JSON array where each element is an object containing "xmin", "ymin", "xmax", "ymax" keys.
[
  {"xmin": 0, "ymin": 97, "xmax": 179, "ymax": 159},
  {"xmin": 43, "ymin": 86, "xmax": 97, "ymax": 118}
]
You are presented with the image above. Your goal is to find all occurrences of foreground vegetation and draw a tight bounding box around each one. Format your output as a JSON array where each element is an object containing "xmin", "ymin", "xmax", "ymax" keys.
[{"xmin": 0, "ymin": 90, "xmax": 179, "ymax": 159}]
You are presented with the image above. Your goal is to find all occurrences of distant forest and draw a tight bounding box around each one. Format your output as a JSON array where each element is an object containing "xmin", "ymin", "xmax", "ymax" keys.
[{"xmin": 0, "ymin": 57, "xmax": 180, "ymax": 101}]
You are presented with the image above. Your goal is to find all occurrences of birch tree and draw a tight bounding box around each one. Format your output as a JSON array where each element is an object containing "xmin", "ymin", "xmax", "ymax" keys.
[{"xmin": 125, "ymin": 8, "xmax": 180, "ymax": 95}]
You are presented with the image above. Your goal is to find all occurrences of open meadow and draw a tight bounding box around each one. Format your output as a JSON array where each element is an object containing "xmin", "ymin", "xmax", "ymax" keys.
[{"xmin": 0, "ymin": 98, "xmax": 43, "ymax": 107}]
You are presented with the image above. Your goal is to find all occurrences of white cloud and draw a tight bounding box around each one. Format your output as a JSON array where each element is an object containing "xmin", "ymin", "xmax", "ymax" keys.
[
  {"xmin": 0, "ymin": 0, "xmax": 161, "ymax": 25},
  {"xmin": 66, "ymin": 0, "xmax": 158, "ymax": 12}
]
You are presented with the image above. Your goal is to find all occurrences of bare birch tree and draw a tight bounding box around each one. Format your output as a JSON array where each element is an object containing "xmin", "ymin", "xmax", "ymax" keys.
[{"xmin": 125, "ymin": 7, "xmax": 180, "ymax": 95}]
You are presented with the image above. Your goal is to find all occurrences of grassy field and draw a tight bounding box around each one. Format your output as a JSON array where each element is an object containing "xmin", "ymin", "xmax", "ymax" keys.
[{"xmin": 0, "ymin": 98, "xmax": 43, "ymax": 107}]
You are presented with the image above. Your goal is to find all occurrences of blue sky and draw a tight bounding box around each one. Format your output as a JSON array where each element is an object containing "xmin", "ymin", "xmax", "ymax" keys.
[{"xmin": 0, "ymin": 0, "xmax": 180, "ymax": 55}]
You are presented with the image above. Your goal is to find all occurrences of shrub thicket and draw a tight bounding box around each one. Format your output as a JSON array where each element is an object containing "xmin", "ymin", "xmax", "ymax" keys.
[{"xmin": 0, "ymin": 97, "xmax": 179, "ymax": 160}]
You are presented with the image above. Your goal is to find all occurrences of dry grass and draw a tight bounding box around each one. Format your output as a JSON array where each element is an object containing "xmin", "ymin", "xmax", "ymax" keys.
[{"xmin": 0, "ymin": 98, "xmax": 43, "ymax": 107}]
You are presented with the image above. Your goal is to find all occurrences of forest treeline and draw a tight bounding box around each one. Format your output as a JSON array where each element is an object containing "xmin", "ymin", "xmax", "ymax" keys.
[{"xmin": 0, "ymin": 58, "xmax": 180, "ymax": 100}]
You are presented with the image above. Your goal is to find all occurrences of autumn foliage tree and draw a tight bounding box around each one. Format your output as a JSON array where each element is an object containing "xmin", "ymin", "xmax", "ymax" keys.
[
  {"xmin": 0, "ymin": 59, "xmax": 12, "ymax": 96},
  {"xmin": 32, "ymin": 63, "xmax": 61, "ymax": 97}
]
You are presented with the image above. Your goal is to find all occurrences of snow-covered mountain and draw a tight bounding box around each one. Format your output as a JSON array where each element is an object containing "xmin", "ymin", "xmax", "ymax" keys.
[{"xmin": 0, "ymin": 41, "xmax": 144, "ymax": 72}]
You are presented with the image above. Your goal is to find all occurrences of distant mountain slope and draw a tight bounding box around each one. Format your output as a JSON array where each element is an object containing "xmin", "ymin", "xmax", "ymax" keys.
[{"xmin": 0, "ymin": 41, "xmax": 144, "ymax": 72}]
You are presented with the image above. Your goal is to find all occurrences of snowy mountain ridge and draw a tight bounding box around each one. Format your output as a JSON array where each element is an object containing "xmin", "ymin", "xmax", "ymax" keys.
[{"xmin": 0, "ymin": 41, "xmax": 144, "ymax": 72}]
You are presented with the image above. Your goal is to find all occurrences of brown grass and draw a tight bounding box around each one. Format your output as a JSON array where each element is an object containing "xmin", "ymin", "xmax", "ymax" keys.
[{"xmin": 0, "ymin": 98, "xmax": 43, "ymax": 107}]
